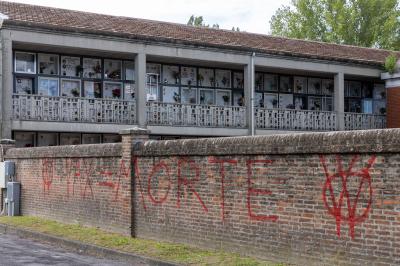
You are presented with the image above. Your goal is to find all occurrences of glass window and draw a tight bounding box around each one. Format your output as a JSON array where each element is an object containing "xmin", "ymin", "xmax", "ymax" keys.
[
  {"xmin": 82, "ymin": 134, "xmax": 102, "ymax": 144},
  {"xmin": 103, "ymin": 81, "xmax": 122, "ymax": 99},
  {"xmin": 124, "ymin": 82, "xmax": 135, "ymax": 100},
  {"xmin": 348, "ymin": 81, "xmax": 361, "ymax": 97},
  {"xmin": 181, "ymin": 66, "xmax": 197, "ymax": 86},
  {"xmin": 264, "ymin": 93, "xmax": 278, "ymax": 109},
  {"xmin": 146, "ymin": 63, "xmax": 161, "ymax": 83},
  {"xmin": 293, "ymin": 76, "xmax": 307, "ymax": 94},
  {"xmin": 199, "ymin": 88, "xmax": 214, "ymax": 105},
  {"xmin": 254, "ymin": 92, "xmax": 263, "ymax": 107},
  {"xmin": 15, "ymin": 77, "xmax": 34, "ymax": 94},
  {"xmin": 163, "ymin": 86, "xmax": 180, "ymax": 103},
  {"xmin": 38, "ymin": 133, "xmax": 58, "ymax": 147},
  {"xmin": 308, "ymin": 78, "xmax": 322, "ymax": 95},
  {"xmin": 84, "ymin": 81, "xmax": 102, "ymax": 98},
  {"xmin": 255, "ymin": 73, "xmax": 263, "ymax": 91},
  {"xmin": 14, "ymin": 131, "xmax": 36, "ymax": 148},
  {"xmin": 104, "ymin": 59, "xmax": 122, "ymax": 80},
  {"xmin": 15, "ymin": 52, "xmax": 36, "ymax": 74},
  {"xmin": 233, "ymin": 72, "xmax": 244, "ymax": 89},
  {"xmin": 83, "ymin": 58, "xmax": 102, "ymax": 79},
  {"xmin": 103, "ymin": 134, "xmax": 121, "ymax": 143},
  {"xmin": 308, "ymin": 96, "xmax": 322, "ymax": 111},
  {"xmin": 322, "ymin": 79, "xmax": 334, "ymax": 95},
  {"xmin": 124, "ymin": 61, "xmax": 135, "ymax": 81},
  {"xmin": 373, "ymin": 84, "xmax": 385, "ymax": 100},
  {"xmin": 374, "ymin": 100, "xmax": 386, "ymax": 115},
  {"xmin": 61, "ymin": 56, "xmax": 81, "ymax": 77},
  {"xmin": 38, "ymin": 77, "xmax": 59, "ymax": 96},
  {"xmin": 146, "ymin": 84, "xmax": 159, "ymax": 101},
  {"xmin": 279, "ymin": 93, "xmax": 294, "ymax": 109},
  {"xmin": 264, "ymin": 74, "xmax": 278, "ymax": 91},
  {"xmin": 362, "ymin": 99, "xmax": 373, "ymax": 114},
  {"xmin": 280, "ymin": 76, "xmax": 293, "ymax": 93},
  {"xmin": 294, "ymin": 95, "xmax": 307, "ymax": 110},
  {"xmin": 163, "ymin": 65, "xmax": 180, "ymax": 85},
  {"xmin": 233, "ymin": 91, "xmax": 245, "ymax": 106},
  {"xmin": 362, "ymin": 83, "xmax": 373, "ymax": 98},
  {"xmin": 323, "ymin": 97, "xmax": 334, "ymax": 111},
  {"xmin": 61, "ymin": 79, "xmax": 81, "ymax": 97},
  {"xmin": 215, "ymin": 69, "xmax": 231, "ymax": 88},
  {"xmin": 216, "ymin": 90, "xmax": 231, "ymax": 106},
  {"xmin": 198, "ymin": 68, "xmax": 214, "ymax": 87},
  {"xmin": 181, "ymin": 87, "xmax": 197, "ymax": 104},
  {"xmin": 60, "ymin": 133, "xmax": 81, "ymax": 145},
  {"xmin": 348, "ymin": 99, "xmax": 362, "ymax": 113},
  {"xmin": 38, "ymin": 53, "xmax": 59, "ymax": 75}
]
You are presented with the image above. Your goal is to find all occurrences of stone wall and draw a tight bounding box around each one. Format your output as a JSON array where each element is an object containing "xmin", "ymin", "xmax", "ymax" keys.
[{"xmin": 4, "ymin": 129, "xmax": 400, "ymax": 265}]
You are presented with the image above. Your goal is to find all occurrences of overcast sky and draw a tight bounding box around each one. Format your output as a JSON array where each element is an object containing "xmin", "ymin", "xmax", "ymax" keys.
[{"xmin": 5, "ymin": 0, "xmax": 292, "ymax": 34}]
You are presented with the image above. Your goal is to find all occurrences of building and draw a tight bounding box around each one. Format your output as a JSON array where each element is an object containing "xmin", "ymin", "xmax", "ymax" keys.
[{"xmin": 0, "ymin": 1, "xmax": 398, "ymax": 147}]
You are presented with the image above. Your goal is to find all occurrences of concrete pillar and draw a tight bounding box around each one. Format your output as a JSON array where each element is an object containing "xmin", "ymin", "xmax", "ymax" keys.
[
  {"xmin": 381, "ymin": 72, "xmax": 400, "ymax": 128},
  {"xmin": 244, "ymin": 53, "xmax": 255, "ymax": 136},
  {"xmin": 119, "ymin": 127, "xmax": 150, "ymax": 237},
  {"xmin": 1, "ymin": 32, "xmax": 12, "ymax": 139},
  {"xmin": 135, "ymin": 53, "xmax": 147, "ymax": 127},
  {"xmin": 334, "ymin": 72, "xmax": 345, "ymax": 131}
]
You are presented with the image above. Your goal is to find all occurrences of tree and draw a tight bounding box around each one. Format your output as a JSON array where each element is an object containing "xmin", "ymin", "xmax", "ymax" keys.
[
  {"xmin": 269, "ymin": 0, "xmax": 400, "ymax": 50},
  {"xmin": 187, "ymin": 15, "xmax": 207, "ymax": 27}
]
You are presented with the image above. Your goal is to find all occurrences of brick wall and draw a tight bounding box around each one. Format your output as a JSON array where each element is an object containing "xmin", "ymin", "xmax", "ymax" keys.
[{"xmin": 4, "ymin": 129, "xmax": 400, "ymax": 265}]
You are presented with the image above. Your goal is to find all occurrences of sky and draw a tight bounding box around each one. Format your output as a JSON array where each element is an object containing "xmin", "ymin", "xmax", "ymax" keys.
[{"xmin": 4, "ymin": 0, "xmax": 292, "ymax": 34}]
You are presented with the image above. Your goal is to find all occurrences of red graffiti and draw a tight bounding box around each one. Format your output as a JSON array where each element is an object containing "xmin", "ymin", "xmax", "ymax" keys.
[
  {"xmin": 209, "ymin": 157, "xmax": 237, "ymax": 220},
  {"xmin": 177, "ymin": 158, "xmax": 208, "ymax": 213},
  {"xmin": 246, "ymin": 160, "xmax": 278, "ymax": 222},
  {"xmin": 42, "ymin": 159, "xmax": 54, "ymax": 194},
  {"xmin": 320, "ymin": 155, "xmax": 376, "ymax": 239},
  {"xmin": 133, "ymin": 157, "xmax": 147, "ymax": 210},
  {"xmin": 147, "ymin": 161, "xmax": 171, "ymax": 204}
]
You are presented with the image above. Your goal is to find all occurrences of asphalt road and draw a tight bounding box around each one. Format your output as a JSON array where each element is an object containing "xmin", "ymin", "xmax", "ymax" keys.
[{"xmin": 0, "ymin": 233, "xmax": 135, "ymax": 266}]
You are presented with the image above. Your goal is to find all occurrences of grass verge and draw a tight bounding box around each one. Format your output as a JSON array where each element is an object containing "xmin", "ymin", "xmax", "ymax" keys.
[{"xmin": 0, "ymin": 216, "xmax": 283, "ymax": 266}]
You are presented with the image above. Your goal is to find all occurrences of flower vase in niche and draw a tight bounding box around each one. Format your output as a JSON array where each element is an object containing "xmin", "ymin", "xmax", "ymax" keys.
[
  {"xmin": 173, "ymin": 92, "xmax": 180, "ymax": 103},
  {"xmin": 222, "ymin": 95, "xmax": 229, "ymax": 103},
  {"xmin": 198, "ymin": 74, "xmax": 204, "ymax": 86},
  {"xmin": 71, "ymin": 88, "xmax": 80, "ymax": 97},
  {"xmin": 173, "ymin": 72, "xmax": 180, "ymax": 84},
  {"xmin": 112, "ymin": 88, "xmax": 121, "ymax": 98},
  {"xmin": 76, "ymin": 65, "xmax": 83, "ymax": 77},
  {"xmin": 221, "ymin": 77, "xmax": 228, "ymax": 87},
  {"xmin": 93, "ymin": 63, "xmax": 101, "ymax": 75},
  {"xmin": 209, "ymin": 77, "xmax": 215, "ymax": 87}
]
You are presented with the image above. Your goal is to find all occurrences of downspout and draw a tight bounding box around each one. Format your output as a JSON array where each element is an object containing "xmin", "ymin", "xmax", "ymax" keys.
[
  {"xmin": 0, "ymin": 13, "xmax": 8, "ymax": 139},
  {"xmin": 250, "ymin": 52, "xmax": 255, "ymax": 136}
]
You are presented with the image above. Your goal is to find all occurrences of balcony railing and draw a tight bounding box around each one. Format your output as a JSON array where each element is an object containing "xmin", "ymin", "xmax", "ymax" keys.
[
  {"xmin": 12, "ymin": 94, "xmax": 136, "ymax": 124},
  {"xmin": 344, "ymin": 112, "xmax": 386, "ymax": 130},
  {"xmin": 147, "ymin": 102, "xmax": 247, "ymax": 128},
  {"xmin": 255, "ymin": 108, "xmax": 337, "ymax": 131}
]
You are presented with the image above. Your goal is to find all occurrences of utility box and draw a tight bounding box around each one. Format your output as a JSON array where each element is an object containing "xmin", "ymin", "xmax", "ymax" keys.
[
  {"xmin": 6, "ymin": 182, "xmax": 20, "ymax": 216},
  {"xmin": 0, "ymin": 162, "xmax": 5, "ymax": 188},
  {"xmin": 0, "ymin": 161, "xmax": 15, "ymax": 188}
]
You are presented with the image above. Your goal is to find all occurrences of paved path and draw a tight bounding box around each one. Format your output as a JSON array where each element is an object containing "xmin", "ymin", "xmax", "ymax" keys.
[{"xmin": 0, "ymin": 233, "xmax": 136, "ymax": 266}]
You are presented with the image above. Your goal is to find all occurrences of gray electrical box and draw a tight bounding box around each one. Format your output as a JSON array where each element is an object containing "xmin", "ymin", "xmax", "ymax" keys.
[
  {"xmin": 0, "ymin": 162, "xmax": 5, "ymax": 188},
  {"xmin": 6, "ymin": 182, "xmax": 20, "ymax": 216},
  {"xmin": 4, "ymin": 161, "xmax": 15, "ymax": 178}
]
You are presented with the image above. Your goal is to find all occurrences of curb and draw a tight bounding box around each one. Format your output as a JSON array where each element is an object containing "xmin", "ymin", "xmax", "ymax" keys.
[{"xmin": 0, "ymin": 223, "xmax": 178, "ymax": 266}]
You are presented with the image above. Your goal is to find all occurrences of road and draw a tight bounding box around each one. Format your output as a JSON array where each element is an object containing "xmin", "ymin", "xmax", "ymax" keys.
[{"xmin": 0, "ymin": 233, "xmax": 136, "ymax": 266}]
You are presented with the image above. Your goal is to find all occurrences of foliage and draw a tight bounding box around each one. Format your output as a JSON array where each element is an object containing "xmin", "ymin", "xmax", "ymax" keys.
[
  {"xmin": 270, "ymin": 0, "xmax": 400, "ymax": 50},
  {"xmin": 0, "ymin": 216, "xmax": 283, "ymax": 266},
  {"xmin": 385, "ymin": 54, "xmax": 398, "ymax": 74},
  {"xmin": 188, "ymin": 15, "xmax": 240, "ymax": 31}
]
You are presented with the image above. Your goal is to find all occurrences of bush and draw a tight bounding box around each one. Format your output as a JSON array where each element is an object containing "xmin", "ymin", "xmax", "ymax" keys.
[{"xmin": 384, "ymin": 54, "xmax": 398, "ymax": 74}]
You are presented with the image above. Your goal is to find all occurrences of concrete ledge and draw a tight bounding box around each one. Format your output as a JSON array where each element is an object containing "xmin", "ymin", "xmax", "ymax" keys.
[
  {"xmin": 0, "ymin": 223, "xmax": 178, "ymax": 266},
  {"xmin": 138, "ymin": 129, "xmax": 400, "ymax": 156},
  {"xmin": 5, "ymin": 143, "xmax": 122, "ymax": 159}
]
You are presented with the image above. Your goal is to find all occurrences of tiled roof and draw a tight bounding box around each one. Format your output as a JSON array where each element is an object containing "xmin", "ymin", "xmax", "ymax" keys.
[{"xmin": 0, "ymin": 1, "xmax": 397, "ymax": 66}]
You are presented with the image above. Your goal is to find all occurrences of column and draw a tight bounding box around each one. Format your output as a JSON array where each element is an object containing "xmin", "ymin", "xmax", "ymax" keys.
[
  {"xmin": 334, "ymin": 72, "xmax": 345, "ymax": 131},
  {"xmin": 1, "ymin": 32, "xmax": 13, "ymax": 139},
  {"xmin": 244, "ymin": 53, "xmax": 255, "ymax": 136},
  {"xmin": 382, "ymin": 72, "xmax": 400, "ymax": 128},
  {"xmin": 135, "ymin": 53, "xmax": 147, "ymax": 127}
]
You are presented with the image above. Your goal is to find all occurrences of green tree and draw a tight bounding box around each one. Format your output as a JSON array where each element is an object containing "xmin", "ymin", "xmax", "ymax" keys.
[
  {"xmin": 187, "ymin": 15, "xmax": 207, "ymax": 27},
  {"xmin": 270, "ymin": 0, "xmax": 400, "ymax": 50}
]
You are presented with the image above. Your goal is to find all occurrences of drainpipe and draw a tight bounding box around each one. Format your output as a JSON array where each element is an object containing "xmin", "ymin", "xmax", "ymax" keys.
[
  {"xmin": 0, "ymin": 13, "xmax": 8, "ymax": 139},
  {"xmin": 249, "ymin": 52, "xmax": 255, "ymax": 136}
]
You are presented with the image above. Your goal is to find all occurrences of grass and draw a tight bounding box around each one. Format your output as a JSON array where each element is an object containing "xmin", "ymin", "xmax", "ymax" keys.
[{"xmin": 0, "ymin": 216, "xmax": 283, "ymax": 266}]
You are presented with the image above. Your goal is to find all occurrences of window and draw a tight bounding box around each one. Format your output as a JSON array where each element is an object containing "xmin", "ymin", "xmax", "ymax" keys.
[
  {"xmin": 308, "ymin": 96, "xmax": 322, "ymax": 111},
  {"xmin": 15, "ymin": 77, "xmax": 34, "ymax": 94},
  {"xmin": 124, "ymin": 61, "xmax": 135, "ymax": 81},
  {"xmin": 264, "ymin": 93, "xmax": 278, "ymax": 109},
  {"xmin": 199, "ymin": 88, "xmax": 214, "ymax": 105},
  {"xmin": 216, "ymin": 89, "xmax": 231, "ymax": 106},
  {"xmin": 264, "ymin": 74, "xmax": 278, "ymax": 91},
  {"xmin": 215, "ymin": 69, "xmax": 231, "ymax": 88},
  {"xmin": 104, "ymin": 59, "xmax": 122, "ymax": 80},
  {"xmin": 255, "ymin": 73, "xmax": 263, "ymax": 91},
  {"xmin": 294, "ymin": 95, "xmax": 307, "ymax": 110},
  {"xmin": 279, "ymin": 93, "xmax": 294, "ymax": 109},
  {"xmin": 82, "ymin": 134, "xmax": 102, "ymax": 144},
  {"xmin": 293, "ymin": 76, "xmax": 307, "ymax": 94},
  {"xmin": 83, "ymin": 58, "xmax": 102, "ymax": 79},
  {"xmin": 181, "ymin": 66, "xmax": 197, "ymax": 86},
  {"xmin": 38, "ymin": 53, "xmax": 59, "ymax": 75},
  {"xmin": 233, "ymin": 91, "xmax": 244, "ymax": 106},
  {"xmin": 163, "ymin": 86, "xmax": 180, "ymax": 103},
  {"xmin": 280, "ymin": 76, "xmax": 293, "ymax": 93},
  {"xmin": 38, "ymin": 133, "xmax": 58, "ymax": 146},
  {"xmin": 14, "ymin": 131, "xmax": 36, "ymax": 148},
  {"xmin": 38, "ymin": 77, "xmax": 59, "ymax": 96},
  {"xmin": 60, "ymin": 133, "xmax": 81, "ymax": 145},
  {"xmin": 15, "ymin": 52, "xmax": 36, "ymax": 74},
  {"xmin": 61, "ymin": 56, "xmax": 81, "ymax": 77},
  {"xmin": 61, "ymin": 79, "xmax": 81, "ymax": 97},
  {"xmin": 103, "ymin": 81, "xmax": 122, "ymax": 99},
  {"xmin": 322, "ymin": 79, "xmax": 334, "ymax": 95},
  {"xmin": 198, "ymin": 68, "xmax": 214, "ymax": 87},
  {"xmin": 103, "ymin": 134, "xmax": 121, "ymax": 143},
  {"xmin": 124, "ymin": 82, "xmax": 135, "ymax": 100},
  {"xmin": 146, "ymin": 63, "xmax": 161, "ymax": 83},
  {"xmin": 163, "ymin": 65, "xmax": 180, "ymax": 85},
  {"xmin": 308, "ymin": 78, "xmax": 322, "ymax": 95},
  {"xmin": 348, "ymin": 81, "xmax": 361, "ymax": 97},
  {"xmin": 84, "ymin": 81, "xmax": 102, "ymax": 98},
  {"xmin": 254, "ymin": 92, "xmax": 263, "ymax": 107},
  {"xmin": 233, "ymin": 72, "xmax": 244, "ymax": 89},
  {"xmin": 181, "ymin": 87, "xmax": 197, "ymax": 104}
]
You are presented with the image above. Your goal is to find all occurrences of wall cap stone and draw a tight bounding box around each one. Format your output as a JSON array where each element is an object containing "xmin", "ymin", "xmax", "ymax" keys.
[
  {"xmin": 5, "ymin": 143, "xmax": 122, "ymax": 159},
  {"xmin": 119, "ymin": 127, "xmax": 150, "ymax": 136},
  {"xmin": 0, "ymin": 139, "xmax": 15, "ymax": 145},
  {"xmin": 136, "ymin": 129, "xmax": 400, "ymax": 157}
]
